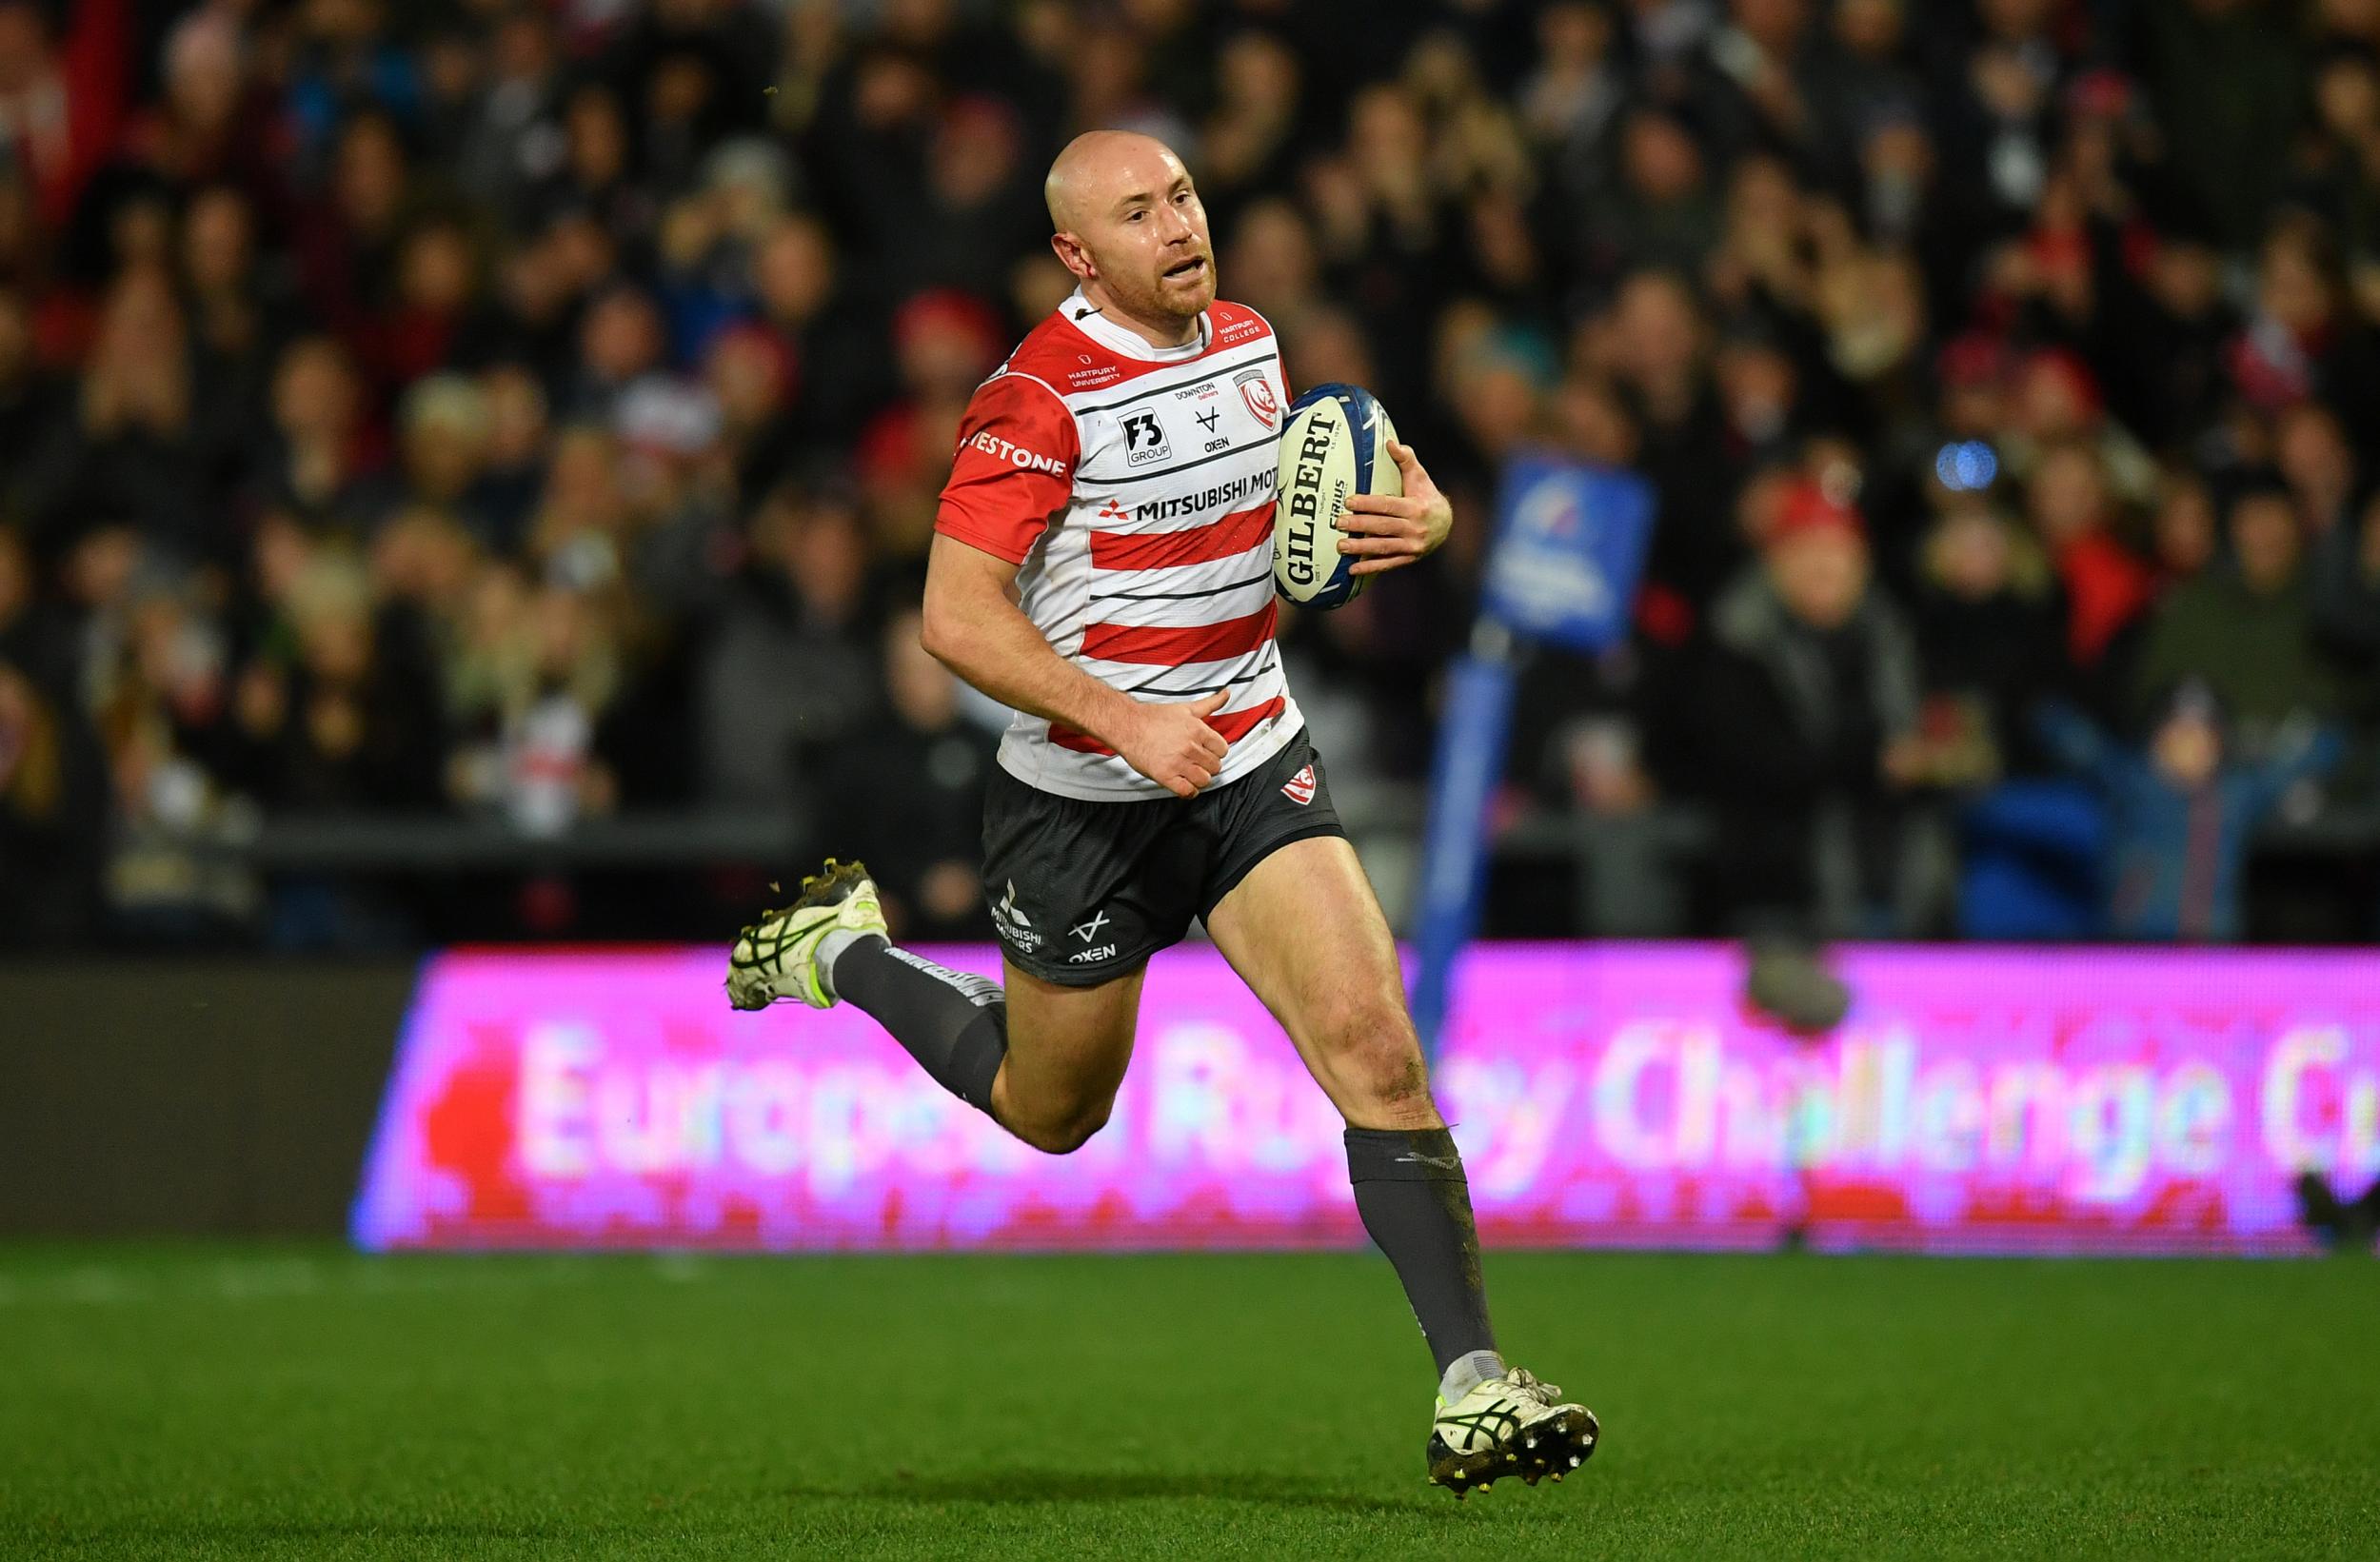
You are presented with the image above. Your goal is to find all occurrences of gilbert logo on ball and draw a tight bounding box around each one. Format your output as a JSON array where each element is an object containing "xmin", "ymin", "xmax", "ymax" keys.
[{"xmin": 1273, "ymin": 383, "xmax": 1400, "ymax": 610}]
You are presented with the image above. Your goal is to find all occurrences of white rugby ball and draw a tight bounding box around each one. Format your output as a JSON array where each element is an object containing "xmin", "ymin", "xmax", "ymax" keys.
[{"xmin": 1273, "ymin": 383, "xmax": 1401, "ymax": 609}]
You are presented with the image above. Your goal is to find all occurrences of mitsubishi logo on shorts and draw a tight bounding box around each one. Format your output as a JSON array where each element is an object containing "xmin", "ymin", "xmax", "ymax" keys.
[
  {"xmin": 992, "ymin": 880, "xmax": 1042, "ymax": 951},
  {"xmin": 1282, "ymin": 764, "xmax": 1317, "ymax": 806},
  {"xmin": 1071, "ymin": 910, "xmax": 1110, "ymax": 942},
  {"xmin": 997, "ymin": 880, "xmax": 1032, "ymax": 927}
]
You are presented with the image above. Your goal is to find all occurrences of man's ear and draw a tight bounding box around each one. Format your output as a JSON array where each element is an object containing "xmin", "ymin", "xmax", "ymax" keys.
[{"xmin": 1050, "ymin": 230, "xmax": 1094, "ymax": 281}]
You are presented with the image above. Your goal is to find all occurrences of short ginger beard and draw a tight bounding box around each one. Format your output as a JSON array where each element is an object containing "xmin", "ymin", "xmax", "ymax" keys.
[{"xmin": 1081, "ymin": 241, "xmax": 1216, "ymax": 331}]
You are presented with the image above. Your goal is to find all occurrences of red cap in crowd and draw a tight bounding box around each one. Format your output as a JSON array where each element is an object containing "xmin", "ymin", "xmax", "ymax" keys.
[
  {"xmin": 1769, "ymin": 481, "xmax": 1866, "ymax": 546},
  {"xmin": 1937, "ymin": 332, "xmax": 2010, "ymax": 391},
  {"xmin": 894, "ymin": 289, "xmax": 1004, "ymax": 368},
  {"xmin": 2020, "ymin": 346, "xmax": 2104, "ymax": 419},
  {"xmin": 709, "ymin": 320, "xmax": 798, "ymax": 402}
]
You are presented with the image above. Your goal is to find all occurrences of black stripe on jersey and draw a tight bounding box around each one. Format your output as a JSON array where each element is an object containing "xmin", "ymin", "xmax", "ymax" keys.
[
  {"xmin": 1090, "ymin": 569, "xmax": 1273, "ymax": 603},
  {"xmin": 1126, "ymin": 649, "xmax": 1279, "ymax": 699},
  {"xmin": 1083, "ymin": 440, "xmax": 1271, "ymax": 486},
  {"xmin": 1066, "ymin": 350, "xmax": 1278, "ymax": 416}
]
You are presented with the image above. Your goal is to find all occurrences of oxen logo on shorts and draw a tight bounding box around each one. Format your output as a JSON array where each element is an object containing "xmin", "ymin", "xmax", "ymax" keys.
[
  {"xmin": 1236, "ymin": 368, "xmax": 1279, "ymax": 430},
  {"xmin": 1281, "ymin": 764, "xmax": 1316, "ymax": 806}
]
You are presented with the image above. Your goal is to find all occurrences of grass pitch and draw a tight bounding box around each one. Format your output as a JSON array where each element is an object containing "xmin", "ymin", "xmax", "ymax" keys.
[{"xmin": 0, "ymin": 1246, "xmax": 2371, "ymax": 1560}]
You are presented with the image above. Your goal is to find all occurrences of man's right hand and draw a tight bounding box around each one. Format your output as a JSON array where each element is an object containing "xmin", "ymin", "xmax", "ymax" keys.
[{"xmin": 1114, "ymin": 690, "xmax": 1230, "ymax": 799}]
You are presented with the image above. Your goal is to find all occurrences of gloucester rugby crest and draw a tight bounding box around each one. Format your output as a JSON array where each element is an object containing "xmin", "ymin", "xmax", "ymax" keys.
[{"xmin": 1235, "ymin": 367, "xmax": 1279, "ymax": 430}]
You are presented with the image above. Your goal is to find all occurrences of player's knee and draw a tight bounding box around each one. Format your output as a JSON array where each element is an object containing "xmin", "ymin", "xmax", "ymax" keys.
[
  {"xmin": 1358, "ymin": 1045, "xmax": 1435, "ymax": 1118},
  {"xmin": 1317, "ymin": 996, "xmax": 1432, "ymax": 1113}
]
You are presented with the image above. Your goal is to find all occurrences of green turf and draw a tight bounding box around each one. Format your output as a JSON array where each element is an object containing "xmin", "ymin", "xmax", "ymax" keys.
[{"xmin": 0, "ymin": 1246, "xmax": 2372, "ymax": 1560}]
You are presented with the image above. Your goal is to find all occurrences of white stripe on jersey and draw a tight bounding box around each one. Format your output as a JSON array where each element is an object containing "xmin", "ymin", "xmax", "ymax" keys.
[{"xmin": 1084, "ymin": 545, "xmax": 1273, "ymax": 615}]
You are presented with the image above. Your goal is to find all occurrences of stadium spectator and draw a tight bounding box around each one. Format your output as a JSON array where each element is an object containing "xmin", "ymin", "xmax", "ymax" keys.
[
  {"xmin": 0, "ymin": 0, "xmax": 129, "ymax": 233},
  {"xmin": 1200, "ymin": 30, "xmax": 1309, "ymax": 232},
  {"xmin": 2139, "ymin": 0, "xmax": 2307, "ymax": 251},
  {"xmin": 1694, "ymin": 481, "xmax": 1925, "ymax": 939},
  {"xmin": 249, "ymin": 335, "xmax": 377, "ymax": 536},
  {"xmin": 228, "ymin": 551, "xmax": 441, "ymax": 813},
  {"xmin": 2130, "ymin": 481, "xmax": 2347, "ymax": 745},
  {"xmin": 29, "ymin": 264, "xmax": 214, "ymax": 563},
  {"xmin": 0, "ymin": 0, "xmax": 2374, "ymax": 949},
  {"xmin": 696, "ymin": 481, "xmax": 876, "ymax": 808},
  {"xmin": 809, "ymin": 608, "xmax": 996, "ymax": 943},
  {"xmin": 2036, "ymin": 685, "xmax": 2342, "ymax": 942},
  {"xmin": 1911, "ymin": 498, "xmax": 2063, "ymax": 777},
  {"xmin": 0, "ymin": 653, "xmax": 104, "ymax": 943},
  {"xmin": 746, "ymin": 211, "xmax": 888, "ymax": 456},
  {"xmin": 2022, "ymin": 440, "xmax": 2152, "ymax": 679}
]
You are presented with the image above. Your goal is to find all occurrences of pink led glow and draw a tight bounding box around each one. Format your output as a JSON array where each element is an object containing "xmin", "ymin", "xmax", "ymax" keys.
[{"xmin": 352, "ymin": 944, "xmax": 2380, "ymax": 1255}]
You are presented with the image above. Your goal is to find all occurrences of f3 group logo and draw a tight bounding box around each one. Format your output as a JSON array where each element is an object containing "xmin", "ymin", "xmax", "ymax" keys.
[{"xmin": 1121, "ymin": 411, "xmax": 1171, "ymax": 466}]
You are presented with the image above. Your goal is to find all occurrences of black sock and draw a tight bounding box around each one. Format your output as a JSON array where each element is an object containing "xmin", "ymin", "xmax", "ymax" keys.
[
  {"xmin": 828, "ymin": 936, "xmax": 1007, "ymax": 1114},
  {"xmin": 1345, "ymin": 1127, "xmax": 1497, "ymax": 1375}
]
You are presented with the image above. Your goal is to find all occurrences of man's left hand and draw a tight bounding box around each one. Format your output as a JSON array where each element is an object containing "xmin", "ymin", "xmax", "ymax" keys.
[{"xmin": 1337, "ymin": 441, "xmax": 1454, "ymax": 576}]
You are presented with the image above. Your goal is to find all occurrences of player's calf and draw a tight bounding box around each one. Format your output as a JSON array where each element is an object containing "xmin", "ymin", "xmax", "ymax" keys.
[
  {"xmin": 727, "ymin": 860, "xmax": 1151, "ymax": 1159},
  {"xmin": 997, "ymin": 1094, "xmax": 1114, "ymax": 1157},
  {"xmin": 725, "ymin": 860, "xmax": 1009, "ymax": 1114}
]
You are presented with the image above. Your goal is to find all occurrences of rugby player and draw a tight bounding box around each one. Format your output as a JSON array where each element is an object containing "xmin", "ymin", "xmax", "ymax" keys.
[{"xmin": 729, "ymin": 131, "xmax": 1597, "ymax": 1496}]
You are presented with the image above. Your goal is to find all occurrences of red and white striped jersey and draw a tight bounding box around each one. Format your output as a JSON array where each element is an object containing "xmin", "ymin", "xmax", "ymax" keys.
[{"xmin": 934, "ymin": 288, "xmax": 1301, "ymax": 801}]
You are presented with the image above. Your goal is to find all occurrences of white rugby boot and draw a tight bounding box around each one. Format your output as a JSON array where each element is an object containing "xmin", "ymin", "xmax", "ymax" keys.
[
  {"xmin": 725, "ymin": 859, "xmax": 888, "ymax": 1011},
  {"xmin": 1426, "ymin": 1367, "xmax": 1599, "ymax": 1498}
]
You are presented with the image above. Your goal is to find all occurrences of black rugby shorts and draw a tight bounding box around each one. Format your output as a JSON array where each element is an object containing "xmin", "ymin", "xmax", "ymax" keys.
[{"xmin": 979, "ymin": 730, "xmax": 1346, "ymax": 986}]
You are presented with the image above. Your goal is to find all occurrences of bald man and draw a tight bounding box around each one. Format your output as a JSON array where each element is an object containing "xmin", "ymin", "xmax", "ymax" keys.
[{"xmin": 730, "ymin": 132, "xmax": 1596, "ymax": 1497}]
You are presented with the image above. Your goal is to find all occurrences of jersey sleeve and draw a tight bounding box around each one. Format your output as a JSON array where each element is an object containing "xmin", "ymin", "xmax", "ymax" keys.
[{"xmin": 934, "ymin": 372, "xmax": 1080, "ymax": 565}]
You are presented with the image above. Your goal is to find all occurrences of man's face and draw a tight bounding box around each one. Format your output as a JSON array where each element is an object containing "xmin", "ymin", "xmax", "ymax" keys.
[
  {"xmin": 1060, "ymin": 146, "xmax": 1216, "ymax": 324},
  {"xmin": 1934, "ymin": 508, "xmax": 2011, "ymax": 601},
  {"xmin": 1770, "ymin": 526, "xmax": 1869, "ymax": 630},
  {"xmin": 2232, "ymin": 496, "xmax": 2302, "ymax": 594},
  {"xmin": 2153, "ymin": 712, "xmax": 2221, "ymax": 788},
  {"xmin": 756, "ymin": 219, "xmax": 832, "ymax": 322}
]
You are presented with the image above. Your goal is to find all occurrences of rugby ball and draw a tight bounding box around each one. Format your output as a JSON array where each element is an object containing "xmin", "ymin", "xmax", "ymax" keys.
[{"xmin": 1273, "ymin": 383, "xmax": 1401, "ymax": 609}]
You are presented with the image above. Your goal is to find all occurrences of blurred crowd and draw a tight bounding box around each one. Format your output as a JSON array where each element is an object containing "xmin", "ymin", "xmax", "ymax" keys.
[{"xmin": 5, "ymin": 0, "xmax": 2380, "ymax": 949}]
